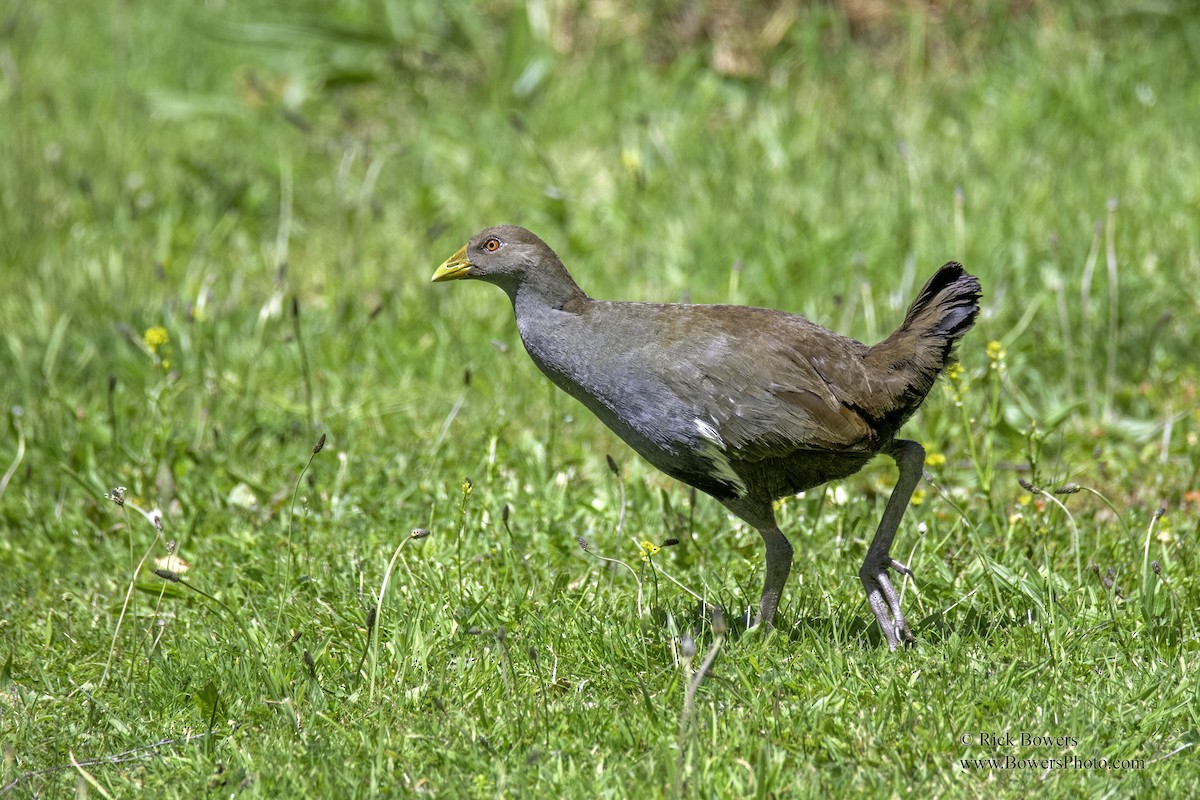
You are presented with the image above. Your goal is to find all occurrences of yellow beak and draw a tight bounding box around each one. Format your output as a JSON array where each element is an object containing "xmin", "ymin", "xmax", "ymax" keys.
[{"xmin": 432, "ymin": 244, "xmax": 472, "ymax": 282}]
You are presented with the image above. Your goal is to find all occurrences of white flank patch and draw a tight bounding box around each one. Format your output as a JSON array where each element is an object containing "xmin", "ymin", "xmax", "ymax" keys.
[
  {"xmin": 694, "ymin": 418, "xmax": 724, "ymax": 446},
  {"xmin": 694, "ymin": 419, "xmax": 746, "ymax": 495}
]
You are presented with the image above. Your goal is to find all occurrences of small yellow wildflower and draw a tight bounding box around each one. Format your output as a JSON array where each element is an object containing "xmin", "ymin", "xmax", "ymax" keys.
[
  {"xmin": 460, "ymin": 478, "xmax": 473, "ymax": 497},
  {"xmin": 144, "ymin": 326, "xmax": 169, "ymax": 354},
  {"xmin": 945, "ymin": 363, "xmax": 964, "ymax": 382},
  {"xmin": 1156, "ymin": 516, "xmax": 1173, "ymax": 544},
  {"xmin": 638, "ymin": 540, "xmax": 661, "ymax": 562},
  {"xmin": 620, "ymin": 148, "xmax": 643, "ymax": 175},
  {"xmin": 924, "ymin": 451, "xmax": 946, "ymax": 468},
  {"xmin": 986, "ymin": 340, "xmax": 1006, "ymax": 372},
  {"xmin": 910, "ymin": 488, "xmax": 926, "ymax": 506}
]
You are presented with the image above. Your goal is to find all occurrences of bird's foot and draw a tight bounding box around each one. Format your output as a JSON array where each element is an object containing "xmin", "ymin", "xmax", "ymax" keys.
[
  {"xmin": 859, "ymin": 557, "xmax": 915, "ymax": 650},
  {"xmin": 748, "ymin": 609, "xmax": 775, "ymax": 635}
]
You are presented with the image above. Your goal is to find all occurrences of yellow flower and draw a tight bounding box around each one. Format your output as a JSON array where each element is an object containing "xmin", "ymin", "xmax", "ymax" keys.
[
  {"xmin": 924, "ymin": 451, "xmax": 946, "ymax": 468},
  {"xmin": 638, "ymin": 540, "xmax": 661, "ymax": 562},
  {"xmin": 986, "ymin": 340, "xmax": 1006, "ymax": 363},
  {"xmin": 620, "ymin": 148, "xmax": 643, "ymax": 175},
  {"xmin": 144, "ymin": 326, "xmax": 169, "ymax": 354},
  {"xmin": 1156, "ymin": 516, "xmax": 1173, "ymax": 544},
  {"xmin": 910, "ymin": 488, "xmax": 926, "ymax": 506},
  {"xmin": 945, "ymin": 363, "xmax": 964, "ymax": 382}
]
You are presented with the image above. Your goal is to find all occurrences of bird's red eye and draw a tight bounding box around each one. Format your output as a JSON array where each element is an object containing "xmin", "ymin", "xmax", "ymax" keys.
[{"xmin": 483, "ymin": 238, "xmax": 501, "ymax": 252}]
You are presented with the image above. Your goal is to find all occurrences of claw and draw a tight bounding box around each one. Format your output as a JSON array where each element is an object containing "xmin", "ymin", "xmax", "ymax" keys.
[{"xmin": 860, "ymin": 559, "xmax": 915, "ymax": 650}]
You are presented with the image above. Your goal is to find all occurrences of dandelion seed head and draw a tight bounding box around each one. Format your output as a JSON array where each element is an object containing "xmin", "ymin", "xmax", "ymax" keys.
[
  {"xmin": 711, "ymin": 607, "xmax": 727, "ymax": 637},
  {"xmin": 681, "ymin": 635, "xmax": 696, "ymax": 660}
]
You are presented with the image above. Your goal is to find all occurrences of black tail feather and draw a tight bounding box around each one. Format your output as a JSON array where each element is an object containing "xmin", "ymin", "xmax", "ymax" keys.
[{"xmin": 865, "ymin": 262, "xmax": 982, "ymax": 428}]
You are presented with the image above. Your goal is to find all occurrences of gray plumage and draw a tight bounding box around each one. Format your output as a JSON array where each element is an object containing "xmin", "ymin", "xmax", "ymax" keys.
[{"xmin": 434, "ymin": 224, "xmax": 981, "ymax": 648}]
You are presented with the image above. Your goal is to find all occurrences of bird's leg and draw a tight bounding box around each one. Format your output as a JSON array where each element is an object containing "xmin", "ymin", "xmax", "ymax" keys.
[
  {"xmin": 754, "ymin": 525, "xmax": 794, "ymax": 629},
  {"xmin": 859, "ymin": 439, "xmax": 924, "ymax": 650},
  {"xmin": 722, "ymin": 497, "xmax": 793, "ymax": 629}
]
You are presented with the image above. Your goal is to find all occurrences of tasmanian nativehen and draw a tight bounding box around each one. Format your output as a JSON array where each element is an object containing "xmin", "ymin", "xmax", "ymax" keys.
[{"xmin": 433, "ymin": 225, "xmax": 981, "ymax": 648}]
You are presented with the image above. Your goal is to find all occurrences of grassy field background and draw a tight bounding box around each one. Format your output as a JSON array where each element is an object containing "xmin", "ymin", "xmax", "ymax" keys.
[{"xmin": 2, "ymin": 0, "xmax": 1198, "ymax": 796}]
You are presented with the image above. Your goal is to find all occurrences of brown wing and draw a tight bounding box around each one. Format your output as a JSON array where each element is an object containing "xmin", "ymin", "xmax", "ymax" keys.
[{"xmin": 656, "ymin": 306, "xmax": 881, "ymax": 462}]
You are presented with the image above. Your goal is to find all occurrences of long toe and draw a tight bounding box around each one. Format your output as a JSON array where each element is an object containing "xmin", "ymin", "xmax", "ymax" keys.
[{"xmin": 860, "ymin": 561, "xmax": 916, "ymax": 650}]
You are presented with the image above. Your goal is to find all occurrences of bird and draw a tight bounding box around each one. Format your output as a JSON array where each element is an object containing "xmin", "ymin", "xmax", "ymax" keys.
[{"xmin": 433, "ymin": 225, "xmax": 981, "ymax": 649}]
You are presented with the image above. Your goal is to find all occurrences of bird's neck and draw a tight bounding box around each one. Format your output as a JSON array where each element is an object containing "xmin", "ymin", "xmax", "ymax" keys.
[{"xmin": 510, "ymin": 261, "xmax": 591, "ymax": 316}]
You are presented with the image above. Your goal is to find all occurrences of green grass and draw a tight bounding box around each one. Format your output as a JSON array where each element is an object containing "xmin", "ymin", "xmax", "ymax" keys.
[{"xmin": 2, "ymin": 0, "xmax": 1199, "ymax": 796}]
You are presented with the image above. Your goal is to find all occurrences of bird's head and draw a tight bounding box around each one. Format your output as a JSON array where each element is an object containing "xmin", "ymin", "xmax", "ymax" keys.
[
  {"xmin": 432, "ymin": 225, "xmax": 585, "ymax": 306},
  {"xmin": 432, "ymin": 225, "xmax": 553, "ymax": 287}
]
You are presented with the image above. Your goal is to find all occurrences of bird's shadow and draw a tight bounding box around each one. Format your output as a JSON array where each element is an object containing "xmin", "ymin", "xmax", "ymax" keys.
[{"xmin": 658, "ymin": 595, "xmax": 1004, "ymax": 651}]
